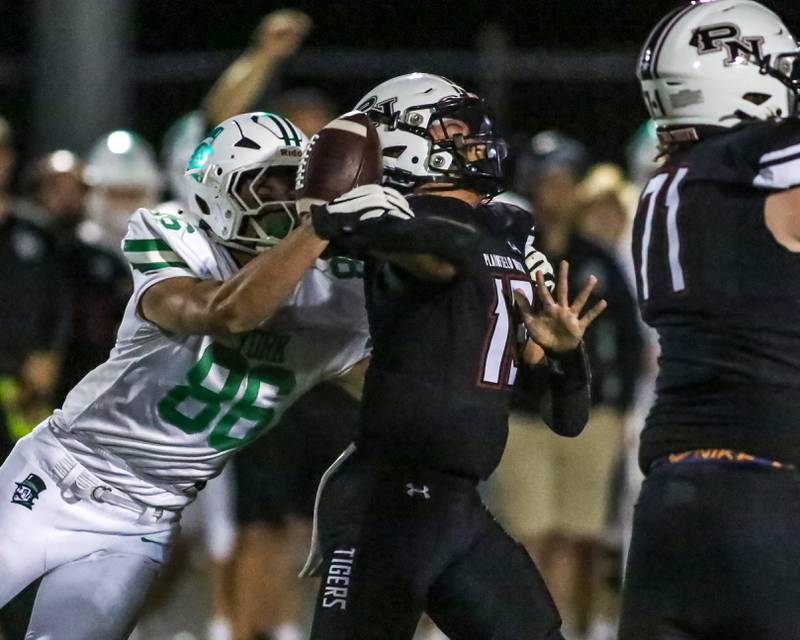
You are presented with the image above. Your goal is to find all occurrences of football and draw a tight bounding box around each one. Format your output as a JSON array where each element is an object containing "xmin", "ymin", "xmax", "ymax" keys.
[{"xmin": 295, "ymin": 110, "xmax": 383, "ymax": 216}]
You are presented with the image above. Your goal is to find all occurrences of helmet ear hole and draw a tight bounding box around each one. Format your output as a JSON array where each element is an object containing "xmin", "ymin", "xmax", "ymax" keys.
[
  {"xmin": 382, "ymin": 146, "xmax": 406, "ymax": 158},
  {"xmin": 195, "ymin": 195, "xmax": 210, "ymax": 216},
  {"xmin": 743, "ymin": 92, "xmax": 771, "ymax": 105}
]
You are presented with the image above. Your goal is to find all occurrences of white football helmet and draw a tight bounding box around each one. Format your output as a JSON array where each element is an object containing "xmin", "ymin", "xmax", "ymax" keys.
[
  {"xmin": 354, "ymin": 72, "xmax": 507, "ymax": 195},
  {"xmin": 85, "ymin": 130, "xmax": 162, "ymax": 193},
  {"xmin": 638, "ymin": 0, "xmax": 799, "ymax": 133},
  {"xmin": 84, "ymin": 130, "xmax": 162, "ymax": 247},
  {"xmin": 184, "ymin": 112, "xmax": 308, "ymax": 253}
]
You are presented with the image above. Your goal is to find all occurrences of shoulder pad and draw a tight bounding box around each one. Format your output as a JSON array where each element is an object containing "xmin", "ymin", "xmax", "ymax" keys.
[
  {"xmin": 750, "ymin": 119, "xmax": 800, "ymax": 191},
  {"xmin": 405, "ymin": 194, "xmax": 474, "ymax": 221},
  {"xmin": 477, "ymin": 201, "xmax": 534, "ymax": 236},
  {"xmin": 123, "ymin": 208, "xmax": 215, "ymax": 276}
]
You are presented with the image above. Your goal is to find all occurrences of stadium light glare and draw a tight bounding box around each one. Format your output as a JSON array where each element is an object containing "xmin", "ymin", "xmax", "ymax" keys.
[{"xmin": 107, "ymin": 130, "xmax": 133, "ymax": 155}]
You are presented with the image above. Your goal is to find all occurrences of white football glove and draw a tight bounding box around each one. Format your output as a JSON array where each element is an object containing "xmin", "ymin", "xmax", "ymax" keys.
[
  {"xmin": 311, "ymin": 184, "xmax": 414, "ymax": 239},
  {"xmin": 524, "ymin": 235, "xmax": 555, "ymax": 292}
]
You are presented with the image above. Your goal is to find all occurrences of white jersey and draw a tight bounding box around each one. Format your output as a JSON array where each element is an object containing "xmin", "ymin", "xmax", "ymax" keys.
[{"xmin": 47, "ymin": 208, "xmax": 370, "ymax": 509}]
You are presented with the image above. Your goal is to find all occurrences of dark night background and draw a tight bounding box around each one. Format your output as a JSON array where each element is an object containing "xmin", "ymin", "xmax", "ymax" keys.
[{"xmin": 0, "ymin": 0, "xmax": 797, "ymax": 171}]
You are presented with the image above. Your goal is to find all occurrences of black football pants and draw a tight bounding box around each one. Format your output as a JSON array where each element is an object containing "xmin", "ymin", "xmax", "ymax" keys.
[
  {"xmin": 620, "ymin": 462, "xmax": 800, "ymax": 640},
  {"xmin": 309, "ymin": 449, "xmax": 563, "ymax": 640}
]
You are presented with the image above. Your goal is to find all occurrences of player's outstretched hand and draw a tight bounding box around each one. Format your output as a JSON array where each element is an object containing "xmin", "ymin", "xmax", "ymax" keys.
[
  {"xmin": 255, "ymin": 9, "xmax": 313, "ymax": 60},
  {"xmin": 310, "ymin": 184, "xmax": 414, "ymax": 240},
  {"xmin": 514, "ymin": 260, "xmax": 607, "ymax": 354}
]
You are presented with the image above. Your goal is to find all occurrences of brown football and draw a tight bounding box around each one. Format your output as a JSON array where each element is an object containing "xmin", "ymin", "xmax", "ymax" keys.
[{"xmin": 295, "ymin": 110, "xmax": 383, "ymax": 215}]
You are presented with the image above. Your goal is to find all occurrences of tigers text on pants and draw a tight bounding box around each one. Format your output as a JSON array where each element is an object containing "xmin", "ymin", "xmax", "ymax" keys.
[
  {"xmin": 308, "ymin": 448, "xmax": 564, "ymax": 640},
  {"xmin": 0, "ymin": 426, "xmax": 180, "ymax": 640}
]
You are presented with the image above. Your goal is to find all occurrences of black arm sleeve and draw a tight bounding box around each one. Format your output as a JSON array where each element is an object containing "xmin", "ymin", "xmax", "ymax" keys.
[
  {"xmin": 516, "ymin": 344, "xmax": 591, "ymax": 437},
  {"xmin": 325, "ymin": 194, "xmax": 482, "ymax": 269},
  {"xmin": 347, "ymin": 216, "xmax": 480, "ymax": 267}
]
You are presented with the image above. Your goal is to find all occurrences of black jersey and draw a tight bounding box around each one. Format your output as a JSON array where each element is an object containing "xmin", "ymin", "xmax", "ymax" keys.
[
  {"xmin": 631, "ymin": 119, "xmax": 800, "ymax": 471},
  {"xmin": 359, "ymin": 195, "xmax": 535, "ymax": 479}
]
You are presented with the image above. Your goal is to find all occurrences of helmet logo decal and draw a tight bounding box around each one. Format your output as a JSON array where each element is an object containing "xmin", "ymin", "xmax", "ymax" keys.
[
  {"xmin": 186, "ymin": 125, "xmax": 224, "ymax": 181},
  {"xmin": 689, "ymin": 23, "xmax": 765, "ymax": 66},
  {"xmin": 233, "ymin": 120, "xmax": 262, "ymax": 150},
  {"xmin": 356, "ymin": 96, "xmax": 398, "ymax": 125}
]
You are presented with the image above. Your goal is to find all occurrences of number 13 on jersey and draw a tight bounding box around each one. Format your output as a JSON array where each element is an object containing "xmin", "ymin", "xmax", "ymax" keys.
[{"xmin": 480, "ymin": 276, "xmax": 535, "ymax": 388}]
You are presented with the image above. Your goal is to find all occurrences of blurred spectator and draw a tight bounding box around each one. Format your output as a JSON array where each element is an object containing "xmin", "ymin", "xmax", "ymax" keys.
[
  {"xmin": 0, "ymin": 117, "xmax": 68, "ymax": 639},
  {"xmin": 203, "ymin": 9, "xmax": 312, "ymax": 129},
  {"xmin": 576, "ymin": 164, "xmax": 637, "ymax": 258},
  {"xmin": 231, "ymin": 382, "xmax": 360, "ymax": 640},
  {"xmin": 275, "ymin": 88, "xmax": 337, "ymax": 137},
  {"xmin": 82, "ymin": 130, "xmax": 162, "ymax": 252},
  {"xmin": 26, "ymin": 150, "xmax": 131, "ymax": 405},
  {"xmin": 488, "ymin": 131, "xmax": 644, "ymax": 640},
  {"xmin": 31, "ymin": 150, "xmax": 87, "ymax": 224},
  {"xmin": 573, "ymin": 163, "xmax": 644, "ymax": 636},
  {"xmin": 0, "ymin": 118, "xmax": 68, "ymax": 444}
]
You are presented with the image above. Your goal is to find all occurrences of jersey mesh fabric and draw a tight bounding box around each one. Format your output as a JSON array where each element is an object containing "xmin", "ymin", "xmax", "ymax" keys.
[
  {"xmin": 632, "ymin": 119, "xmax": 800, "ymax": 470},
  {"xmin": 50, "ymin": 208, "xmax": 370, "ymax": 508},
  {"xmin": 359, "ymin": 195, "xmax": 541, "ymax": 479}
]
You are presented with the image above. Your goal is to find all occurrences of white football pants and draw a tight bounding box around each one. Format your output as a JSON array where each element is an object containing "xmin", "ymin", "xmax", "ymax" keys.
[{"xmin": 0, "ymin": 427, "xmax": 181, "ymax": 639}]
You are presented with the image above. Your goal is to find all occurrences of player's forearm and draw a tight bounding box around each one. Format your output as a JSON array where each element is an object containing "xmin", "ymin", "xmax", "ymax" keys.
[
  {"xmin": 543, "ymin": 345, "xmax": 591, "ymax": 437},
  {"xmin": 202, "ymin": 49, "xmax": 280, "ymax": 125},
  {"xmin": 207, "ymin": 224, "xmax": 328, "ymax": 334},
  {"xmin": 144, "ymin": 224, "xmax": 327, "ymax": 336},
  {"xmin": 371, "ymin": 251, "xmax": 457, "ymax": 283},
  {"xmin": 342, "ymin": 217, "xmax": 479, "ymax": 282},
  {"xmin": 517, "ymin": 345, "xmax": 591, "ymax": 437}
]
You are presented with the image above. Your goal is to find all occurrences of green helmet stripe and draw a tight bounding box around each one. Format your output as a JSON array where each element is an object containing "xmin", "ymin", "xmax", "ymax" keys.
[
  {"xmin": 267, "ymin": 113, "xmax": 300, "ymax": 147},
  {"xmin": 281, "ymin": 117, "xmax": 303, "ymax": 146},
  {"xmin": 266, "ymin": 114, "xmax": 293, "ymax": 146}
]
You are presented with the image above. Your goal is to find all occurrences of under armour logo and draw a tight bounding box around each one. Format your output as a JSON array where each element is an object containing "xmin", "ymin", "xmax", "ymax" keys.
[{"xmin": 405, "ymin": 483, "xmax": 431, "ymax": 499}]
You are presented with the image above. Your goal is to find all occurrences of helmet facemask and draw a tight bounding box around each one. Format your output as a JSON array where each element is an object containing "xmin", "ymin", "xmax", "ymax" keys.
[
  {"xmin": 199, "ymin": 164, "xmax": 300, "ymax": 254},
  {"xmin": 759, "ymin": 50, "xmax": 800, "ymax": 116},
  {"xmin": 425, "ymin": 97, "xmax": 508, "ymax": 196},
  {"xmin": 184, "ymin": 112, "xmax": 308, "ymax": 256}
]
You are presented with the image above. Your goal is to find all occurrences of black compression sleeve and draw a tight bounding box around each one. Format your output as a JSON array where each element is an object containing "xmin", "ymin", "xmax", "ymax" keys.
[
  {"xmin": 517, "ymin": 344, "xmax": 591, "ymax": 437},
  {"xmin": 329, "ymin": 216, "xmax": 481, "ymax": 269}
]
